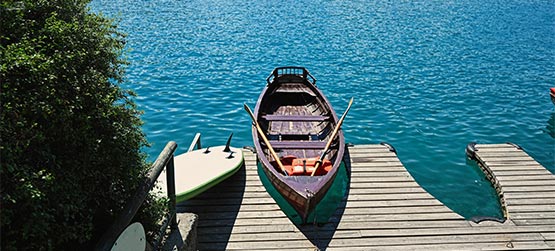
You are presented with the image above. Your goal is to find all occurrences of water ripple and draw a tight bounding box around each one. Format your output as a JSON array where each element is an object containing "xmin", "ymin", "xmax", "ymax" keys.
[{"xmin": 90, "ymin": 0, "xmax": 555, "ymax": 219}]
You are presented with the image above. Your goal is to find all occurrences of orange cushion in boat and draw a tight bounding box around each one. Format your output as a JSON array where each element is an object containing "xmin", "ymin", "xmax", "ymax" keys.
[
  {"xmin": 271, "ymin": 156, "xmax": 333, "ymax": 176},
  {"xmin": 284, "ymin": 157, "xmax": 332, "ymax": 176}
]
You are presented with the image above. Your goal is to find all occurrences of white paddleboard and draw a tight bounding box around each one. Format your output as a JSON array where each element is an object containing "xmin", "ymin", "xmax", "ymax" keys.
[
  {"xmin": 111, "ymin": 222, "xmax": 145, "ymax": 251},
  {"xmin": 157, "ymin": 145, "xmax": 244, "ymax": 202}
]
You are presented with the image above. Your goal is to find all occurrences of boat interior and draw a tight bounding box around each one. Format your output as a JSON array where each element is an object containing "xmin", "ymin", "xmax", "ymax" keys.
[{"xmin": 258, "ymin": 82, "xmax": 340, "ymax": 176}]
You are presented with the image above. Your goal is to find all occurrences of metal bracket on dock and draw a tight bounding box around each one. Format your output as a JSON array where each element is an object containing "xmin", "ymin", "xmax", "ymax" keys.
[
  {"xmin": 465, "ymin": 142, "xmax": 478, "ymax": 160},
  {"xmin": 506, "ymin": 142, "xmax": 522, "ymax": 150},
  {"xmin": 380, "ymin": 142, "xmax": 397, "ymax": 154},
  {"xmin": 243, "ymin": 146, "xmax": 256, "ymax": 153}
]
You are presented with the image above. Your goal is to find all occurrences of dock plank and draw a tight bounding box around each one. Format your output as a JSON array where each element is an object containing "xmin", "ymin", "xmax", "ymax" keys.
[
  {"xmin": 470, "ymin": 143, "xmax": 555, "ymax": 230},
  {"xmin": 174, "ymin": 144, "xmax": 554, "ymax": 250}
]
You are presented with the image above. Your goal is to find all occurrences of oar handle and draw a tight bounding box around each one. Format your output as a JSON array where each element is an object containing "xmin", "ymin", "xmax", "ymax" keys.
[
  {"xmin": 244, "ymin": 104, "xmax": 288, "ymax": 176},
  {"xmin": 311, "ymin": 97, "xmax": 353, "ymax": 176}
]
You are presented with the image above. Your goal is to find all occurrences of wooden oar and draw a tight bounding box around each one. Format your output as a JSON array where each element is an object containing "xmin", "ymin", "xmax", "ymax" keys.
[
  {"xmin": 244, "ymin": 103, "xmax": 288, "ymax": 176},
  {"xmin": 311, "ymin": 97, "xmax": 354, "ymax": 176}
]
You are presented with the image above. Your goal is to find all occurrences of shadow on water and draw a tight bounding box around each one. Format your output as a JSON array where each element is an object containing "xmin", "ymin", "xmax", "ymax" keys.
[
  {"xmin": 176, "ymin": 163, "xmax": 246, "ymax": 250},
  {"xmin": 463, "ymin": 157, "xmax": 505, "ymax": 223},
  {"xmin": 296, "ymin": 146, "xmax": 352, "ymax": 250}
]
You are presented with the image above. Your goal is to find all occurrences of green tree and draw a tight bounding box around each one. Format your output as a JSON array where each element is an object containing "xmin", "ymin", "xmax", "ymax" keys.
[{"xmin": 1, "ymin": 0, "xmax": 164, "ymax": 249}]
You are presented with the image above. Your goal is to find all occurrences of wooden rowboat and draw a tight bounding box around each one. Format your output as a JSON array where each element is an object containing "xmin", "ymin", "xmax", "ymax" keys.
[{"xmin": 251, "ymin": 67, "xmax": 346, "ymax": 223}]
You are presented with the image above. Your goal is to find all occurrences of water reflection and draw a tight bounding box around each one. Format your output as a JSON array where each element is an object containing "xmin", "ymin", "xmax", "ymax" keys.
[{"xmin": 89, "ymin": 0, "xmax": 555, "ymax": 219}]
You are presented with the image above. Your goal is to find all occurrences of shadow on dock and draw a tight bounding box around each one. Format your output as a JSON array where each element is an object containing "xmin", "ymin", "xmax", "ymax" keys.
[
  {"xmin": 174, "ymin": 145, "xmax": 555, "ymax": 250},
  {"xmin": 296, "ymin": 146, "xmax": 352, "ymax": 250},
  {"xmin": 176, "ymin": 163, "xmax": 246, "ymax": 250}
]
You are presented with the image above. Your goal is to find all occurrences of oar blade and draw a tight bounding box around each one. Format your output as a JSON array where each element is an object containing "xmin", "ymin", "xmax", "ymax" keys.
[{"xmin": 243, "ymin": 103, "xmax": 256, "ymax": 121}]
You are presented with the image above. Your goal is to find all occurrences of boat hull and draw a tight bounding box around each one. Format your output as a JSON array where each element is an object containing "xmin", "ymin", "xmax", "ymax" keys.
[{"xmin": 252, "ymin": 67, "xmax": 345, "ymax": 223}]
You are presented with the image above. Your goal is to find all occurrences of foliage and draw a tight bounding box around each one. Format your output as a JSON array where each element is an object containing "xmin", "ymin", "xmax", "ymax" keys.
[{"xmin": 1, "ymin": 0, "xmax": 165, "ymax": 249}]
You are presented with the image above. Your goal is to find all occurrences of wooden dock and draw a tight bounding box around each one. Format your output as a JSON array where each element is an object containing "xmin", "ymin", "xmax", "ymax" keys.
[
  {"xmin": 468, "ymin": 143, "xmax": 555, "ymax": 227},
  {"xmin": 177, "ymin": 144, "xmax": 555, "ymax": 250}
]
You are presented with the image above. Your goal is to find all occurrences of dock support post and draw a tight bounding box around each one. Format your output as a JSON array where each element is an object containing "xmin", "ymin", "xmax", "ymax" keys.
[{"xmin": 167, "ymin": 156, "xmax": 178, "ymax": 230}]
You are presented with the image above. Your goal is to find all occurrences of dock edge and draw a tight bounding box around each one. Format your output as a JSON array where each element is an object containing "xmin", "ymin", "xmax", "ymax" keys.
[{"xmin": 465, "ymin": 142, "xmax": 509, "ymax": 221}]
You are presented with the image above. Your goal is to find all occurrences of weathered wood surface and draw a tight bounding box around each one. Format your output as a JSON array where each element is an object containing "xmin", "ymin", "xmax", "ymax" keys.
[
  {"xmin": 473, "ymin": 143, "xmax": 555, "ymax": 226},
  {"xmin": 177, "ymin": 144, "xmax": 555, "ymax": 250}
]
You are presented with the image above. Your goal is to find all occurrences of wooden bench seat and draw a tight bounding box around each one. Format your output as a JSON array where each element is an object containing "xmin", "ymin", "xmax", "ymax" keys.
[
  {"xmin": 262, "ymin": 114, "xmax": 329, "ymax": 122},
  {"xmin": 266, "ymin": 140, "xmax": 327, "ymax": 149}
]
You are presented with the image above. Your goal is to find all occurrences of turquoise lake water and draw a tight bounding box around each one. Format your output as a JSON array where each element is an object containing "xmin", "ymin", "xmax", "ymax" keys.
[{"xmin": 90, "ymin": 0, "xmax": 555, "ymax": 219}]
